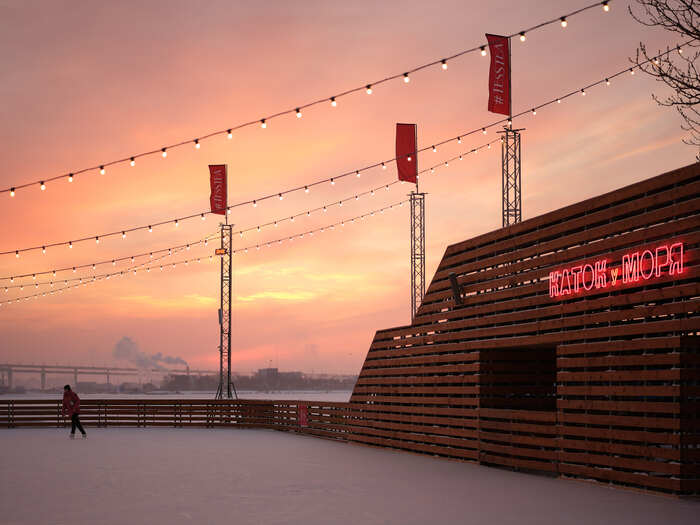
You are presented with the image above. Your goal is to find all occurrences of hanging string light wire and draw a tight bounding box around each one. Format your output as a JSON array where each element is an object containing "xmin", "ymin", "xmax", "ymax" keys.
[
  {"xmin": 2, "ymin": 41, "xmax": 692, "ymax": 258},
  {"xmin": 0, "ymin": 231, "xmax": 221, "ymax": 283},
  {"xmin": 1, "ymin": 200, "xmax": 407, "ymax": 306},
  {"xmin": 1, "ymin": 138, "xmax": 499, "ymax": 281},
  {"xmin": 0, "ymin": 1, "xmax": 616, "ymax": 198}
]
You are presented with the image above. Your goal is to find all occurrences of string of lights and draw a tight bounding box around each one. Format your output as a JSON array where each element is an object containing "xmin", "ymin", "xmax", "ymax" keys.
[
  {"xmin": 0, "ymin": 243, "xmax": 192, "ymax": 304},
  {"xmin": 0, "ymin": 200, "xmax": 407, "ymax": 306},
  {"xmin": 1, "ymin": 138, "xmax": 500, "ymax": 282},
  {"xmin": 230, "ymin": 199, "xmax": 408, "ymax": 255},
  {"xmin": 230, "ymin": 138, "xmax": 501, "ymax": 238},
  {"xmin": 0, "ymin": 231, "xmax": 221, "ymax": 283},
  {"xmin": 0, "ymin": 1, "xmax": 614, "ymax": 198},
  {"xmin": 2, "ymin": 40, "xmax": 692, "ymax": 259}
]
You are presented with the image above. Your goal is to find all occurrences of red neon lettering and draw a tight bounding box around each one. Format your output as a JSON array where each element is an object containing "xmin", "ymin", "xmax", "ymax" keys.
[
  {"xmin": 595, "ymin": 259, "xmax": 607, "ymax": 288},
  {"xmin": 622, "ymin": 252, "xmax": 640, "ymax": 283},
  {"xmin": 582, "ymin": 263, "xmax": 595, "ymax": 291},
  {"xmin": 570, "ymin": 266, "xmax": 583, "ymax": 293},
  {"xmin": 640, "ymin": 249, "xmax": 655, "ymax": 280},
  {"xmin": 559, "ymin": 269, "xmax": 572, "ymax": 296},
  {"xmin": 549, "ymin": 271, "xmax": 560, "ymax": 298},
  {"xmin": 655, "ymin": 245, "xmax": 670, "ymax": 277},
  {"xmin": 669, "ymin": 242, "xmax": 684, "ymax": 275},
  {"xmin": 547, "ymin": 242, "xmax": 683, "ymax": 300}
]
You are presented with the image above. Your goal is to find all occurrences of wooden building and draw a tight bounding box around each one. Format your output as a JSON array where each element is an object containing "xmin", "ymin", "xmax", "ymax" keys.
[{"xmin": 350, "ymin": 163, "xmax": 699, "ymax": 495}]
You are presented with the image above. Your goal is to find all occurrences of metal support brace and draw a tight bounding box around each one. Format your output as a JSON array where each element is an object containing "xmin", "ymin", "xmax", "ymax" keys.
[
  {"xmin": 501, "ymin": 128, "xmax": 523, "ymax": 227},
  {"xmin": 216, "ymin": 223, "xmax": 238, "ymax": 400},
  {"xmin": 410, "ymin": 192, "xmax": 426, "ymax": 322}
]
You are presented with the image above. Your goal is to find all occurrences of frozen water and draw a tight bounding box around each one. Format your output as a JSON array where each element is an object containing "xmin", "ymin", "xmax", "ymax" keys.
[{"xmin": 1, "ymin": 427, "xmax": 698, "ymax": 525}]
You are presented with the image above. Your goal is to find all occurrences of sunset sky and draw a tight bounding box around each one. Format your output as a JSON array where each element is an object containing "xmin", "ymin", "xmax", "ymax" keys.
[{"xmin": 0, "ymin": 0, "xmax": 696, "ymax": 378}]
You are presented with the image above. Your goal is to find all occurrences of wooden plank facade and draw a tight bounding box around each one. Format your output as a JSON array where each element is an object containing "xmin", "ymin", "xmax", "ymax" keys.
[{"xmin": 350, "ymin": 163, "xmax": 700, "ymax": 495}]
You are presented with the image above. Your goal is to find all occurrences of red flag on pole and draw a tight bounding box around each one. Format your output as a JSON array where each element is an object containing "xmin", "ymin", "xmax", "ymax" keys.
[
  {"xmin": 209, "ymin": 164, "xmax": 227, "ymax": 215},
  {"xmin": 486, "ymin": 34, "xmax": 511, "ymax": 116},
  {"xmin": 396, "ymin": 123, "xmax": 417, "ymax": 184}
]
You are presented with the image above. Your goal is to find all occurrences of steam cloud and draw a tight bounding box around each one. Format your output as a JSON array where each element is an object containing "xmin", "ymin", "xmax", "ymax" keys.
[{"xmin": 112, "ymin": 336, "xmax": 187, "ymax": 369}]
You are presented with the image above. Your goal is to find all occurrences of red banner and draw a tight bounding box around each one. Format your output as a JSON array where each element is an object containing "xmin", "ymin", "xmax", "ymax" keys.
[
  {"xmin": 396, "ymin": 123, "xmax": 417, "ymax": 183},
  {"xmin": 298, "ymin": 404, "xmax": 308, "ymax": 427},
  {"xmin": 486, "ymin": 34, "xmax": 511, "ymax": 116},
  {"xmin": 209, "ymin": 164, "xmax": 227, "ymax": 215}
]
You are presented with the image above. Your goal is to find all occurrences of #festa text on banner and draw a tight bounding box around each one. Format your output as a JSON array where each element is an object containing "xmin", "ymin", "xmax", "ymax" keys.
[
  {"xmin": 396, "ymin": 123, "xmax": 417, "ymax": 184},
  {"xmin": 486, "ymin": 34, "xmax": 511, "ymax": 116},
  {"xmin": 209, "ymin": 164, "xmax": 227, "ymax": 215}
]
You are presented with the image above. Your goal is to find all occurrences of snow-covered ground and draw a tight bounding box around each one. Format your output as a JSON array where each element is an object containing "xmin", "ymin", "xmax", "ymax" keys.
[
  {"xmin": 1, "ymin": 428, "xmax": 697, "ymax": 525},
  {"xmin": 0, "ymin": 390, "xmax": 352, "ymax": 402}
]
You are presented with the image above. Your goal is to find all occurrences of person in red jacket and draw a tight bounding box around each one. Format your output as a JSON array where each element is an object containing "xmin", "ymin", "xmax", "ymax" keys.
[{"xmin": 62, "ymin": 385, "xmax": 86, "ymax": 439}]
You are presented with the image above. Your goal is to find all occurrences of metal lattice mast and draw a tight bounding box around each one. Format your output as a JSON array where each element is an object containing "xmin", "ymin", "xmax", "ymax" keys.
[
  {"xmin": 410, "ymin": 191, "xmax": 425, "ymax": 322},
  {"xmin": 501, "ymin": 127, "xmax": 523, "ymax": 227},
  {"xmin": 216, "ymin": 223, "xmax": 237, "ymax": 399}
]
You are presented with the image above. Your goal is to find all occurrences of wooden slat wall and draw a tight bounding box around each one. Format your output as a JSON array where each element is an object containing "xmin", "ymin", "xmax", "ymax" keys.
[{"xmin": 350, "ymin": 163, "xmax": 700, "ymax": 496}]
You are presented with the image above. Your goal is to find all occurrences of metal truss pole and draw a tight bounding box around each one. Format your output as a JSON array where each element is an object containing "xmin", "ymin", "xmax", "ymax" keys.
[
  {"xmin": 501, "ymin": 127, "xmax": 523, "ymax": 227},
  {"xmin": 216, "ymin": 223, "xmax": 237, "ymax": 400},
  {"xmin": 410, "ymin": 191, "xmax": 426, "ymax": 322}
]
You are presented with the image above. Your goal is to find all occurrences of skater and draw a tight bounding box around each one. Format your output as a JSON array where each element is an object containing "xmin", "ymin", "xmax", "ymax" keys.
[{"xmin": 62, "ymin": 385, "xmax": 86, "ymax": 439}]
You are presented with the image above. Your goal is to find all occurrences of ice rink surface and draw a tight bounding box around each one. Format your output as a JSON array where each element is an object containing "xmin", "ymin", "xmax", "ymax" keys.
[{"xmin": 1, "ymin": 427, "xmax": 698, "ymax": 525}]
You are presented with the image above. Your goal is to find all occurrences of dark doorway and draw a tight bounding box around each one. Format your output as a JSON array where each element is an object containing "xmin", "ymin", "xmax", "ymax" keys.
[{"xmin": 479, "ymin": 345, "xmax": 556, "ymax": 411}]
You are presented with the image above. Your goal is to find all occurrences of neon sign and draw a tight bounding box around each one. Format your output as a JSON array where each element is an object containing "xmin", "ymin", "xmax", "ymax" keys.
[{"xmin": 548, "ymin": 242, "xmax": 684, "ymax": 299}]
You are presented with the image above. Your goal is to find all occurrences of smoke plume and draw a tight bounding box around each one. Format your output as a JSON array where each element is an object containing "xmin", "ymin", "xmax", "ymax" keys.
[{"xmin": 112, "ymin": 337, "xmax": 187, "ymax": 369}]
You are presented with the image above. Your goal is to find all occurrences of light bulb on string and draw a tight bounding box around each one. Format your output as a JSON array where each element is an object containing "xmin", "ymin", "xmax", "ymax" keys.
[
  {"xmin": 162, "ymin": 148, "xmax": 167, "ymax": 158},
  {"xmin": 532, "ymin": 108, "xmax": 536, "ymax": 115},
  {"xmin": 68, "ymin": 173, "xmax": 74, "ymax": 182},
  {"xmin": 581, "ymin": 89, "xmax": 586, "ymax": 96},
  {"xmin": 304, "ymin": 186, "xmax": 309, "ymax": 193},
  {"xmin": 69, "ymin": 242, "xmax": 73, "ymax": 249},
  {"xmin": 148, "ymin": 225, "xmax": 152, "ymax": 233},
  {"xmin": 130, "ymin": 158, "xmax": 135, "ymax": 167},
  {"xmin": 201, "ymin": 214, "xmax": 205, "ymax": 221},
  {"xmin": 381, "ymin": 163, "xmax": 386, "ymax": 170},
  {"xmin": 175, "ymin": 219, "xmax": 179, "ymax": 227},
  {"xmin": 330, "ymin": 97, "xmax": 337, "ymax": 107},
  {"xmin": 253, "ymin": 200, "xmax": 257, "ymax": 207},
  {"xmin": 227, "ymin": 129, "xmax": 233, "ymax": 139},
  {"xmin": 40, "ymin": 181, "xmax": 46, "ymax": 191},
  {"xmin": 606, "ymin": 78, "xmax": 610, "ymax": 85},
  {"xmin": 356, "ymin": 170, "xmax": 361, "ymax": 177},
  {"xmin": 441, "ymin": 59, "xmax": 447, "ymax": 70},
  {"xmin": 557, "ymin": 98, "xmax": 561, "ymax": 103},
  {"xmin": 10, "ymin": 188, "xmax": 15, "ymax": 197},
  {"xmin": 602, "ymin": 1, "xmax": 610, "ymax": 12},
  {"xmin": 122, "ymin": 231, "xmax": 126, "ymax": 239},
  {"xmin": 366, "ymin": 85, "xmax": 372, "ymax": 94},
  {"xmin": 100, "ymin": 166, "xmax": 105, "ymax": 175},
  {"xmin": 296, "ymin": 108, "xmax": 302, "ymax": 118},
  {"xmin": 261, "ymin": 119, "xmax": 267, "ymax": 128},
  {"xmin": 330, "ymin": 178, "xmax": 335, "ymax": 186},
  {"xmin": 95, "ymin": 237, "xmax": 99, "ymax": 244},
  {"xmin": 432, "ymin": 145, "xmax": 437, "ymax": 152},
  {"xmin": 194, "ymin": 139, "xmax": 200, "ymax": 149},
  {"xmin": 403, "ymin": 73, "xmax": 410, "ymax": 83},
  {"xmin": 480, "ymin": 46, "xmax": 487, "ymax": 56},
  {"xmin": 560, "ymin": 17, "xmax": 567, "ymax": 28},
  {"xmin": 42, "ymin": 246, "xmax": 46, "ymax": 254},
  {"xmin": 519, "ymin": 32, "xmax": 526, "ymax": 42},
  {"xmin": 278, "ymin": 193, "xmax": 283, "ymax": 200}
]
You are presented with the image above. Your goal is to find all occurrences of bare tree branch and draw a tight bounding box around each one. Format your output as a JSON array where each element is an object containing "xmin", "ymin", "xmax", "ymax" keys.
[{"xmin": 630, "ymin": 0, "xmax": 700, "ymax": 159}]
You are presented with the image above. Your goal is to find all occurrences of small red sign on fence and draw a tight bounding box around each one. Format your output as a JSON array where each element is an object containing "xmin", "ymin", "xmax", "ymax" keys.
[{"xmin": 298, "ymin": 404, "xmax": 308, "ymax": 427}]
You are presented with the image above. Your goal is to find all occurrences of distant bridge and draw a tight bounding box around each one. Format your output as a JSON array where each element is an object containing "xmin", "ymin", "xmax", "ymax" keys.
[{"xmin": 0, "ymin": 363, "xmax": 216, "ymax": 390}]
